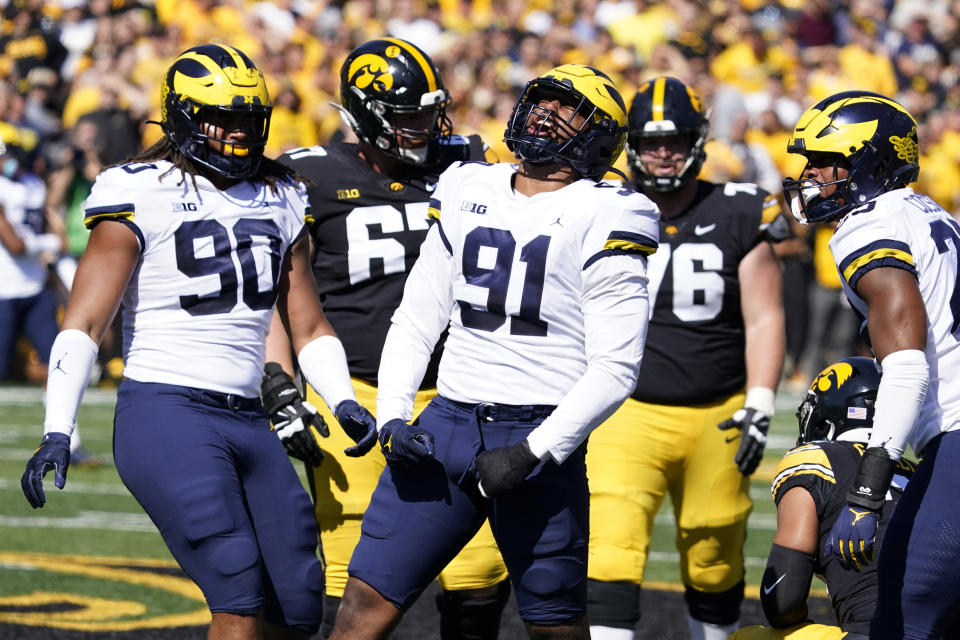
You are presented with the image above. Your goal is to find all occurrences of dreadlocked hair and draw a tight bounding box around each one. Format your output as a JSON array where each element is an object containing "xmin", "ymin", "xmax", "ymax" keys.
[{"xmin": 120, "ymin": 136, "xmax": 308, "ymax": 195}]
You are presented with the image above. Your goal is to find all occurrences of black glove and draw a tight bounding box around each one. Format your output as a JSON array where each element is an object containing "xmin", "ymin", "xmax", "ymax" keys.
[
  {"xmin": 378, "ymin": 418, "xmax": 435, "ymax": 466},
  {"xmin": 334, "ymin": 400, "xmax": 378, "ymax": 457},
  {"xmin": 474, "ymin": 440, "xmax": 540, "ymax": 498},
  {"xmin": 718, "ymin": 407, "xmax": 770, "ymax": 476},
  {"xmin": 22, "ymin": 432, "xmax": 71, "ymax": 509},
  {"xmin": 261, "ymin": 363, "xmax": 327, "ymax": 466}
]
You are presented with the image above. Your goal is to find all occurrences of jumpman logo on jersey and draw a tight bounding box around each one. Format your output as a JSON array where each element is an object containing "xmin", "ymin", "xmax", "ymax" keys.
[
  {"xmin": 551, "ymin": 216, "xmax": 564, "ymax": 228},
  {"xmin": 51, "ymin": 355, "xmax": 67, "ymax": 375}
]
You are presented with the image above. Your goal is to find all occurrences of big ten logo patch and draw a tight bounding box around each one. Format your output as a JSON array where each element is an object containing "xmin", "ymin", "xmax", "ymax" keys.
[{"xmin": 460, "ymin": 201, "xmax": 487, "ymax": 214}]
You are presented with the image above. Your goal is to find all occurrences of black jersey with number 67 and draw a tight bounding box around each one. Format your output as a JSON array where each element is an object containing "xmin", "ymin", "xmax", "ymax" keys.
[
  {"xmin": 279, "ymin": 135, "xmax": 490, "ymax": 387},
  {"xmin": 631, "ymin": 179, "xmax": 787, "ymax": 405}
]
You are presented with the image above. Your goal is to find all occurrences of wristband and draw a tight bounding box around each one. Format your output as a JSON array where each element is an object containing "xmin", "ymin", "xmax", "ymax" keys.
[
  {"xmin": 44, "ymin": 329, "xmax": 98, "ymax": 437},
  {"xmin": 23, "ymin": 233, "xmax": 61, "ymax": 257},
  {"xmin": 261, "ymin": 362, "xmax": 298, "ymax": 414},
  {"xmin": 745, "ymin": 386, "xmax": 776, "ymax": 416},
  {"xmin": 297, "ymin": 335, "xmax": 356, "ymax": 411},
  {"xmin": 847, "ymin": 446, "xmax": 896, "ymax": 511}
]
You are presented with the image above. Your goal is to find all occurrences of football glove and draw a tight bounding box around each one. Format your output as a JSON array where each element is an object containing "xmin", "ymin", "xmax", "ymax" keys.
[
  {"xmin": 21, "ymin": 432, "xmax": 71, "ymax": 509},
  {"xmin": 261, "ymin": 363, "xmax": 327, "ymax": 467},
  {"xmin": 825, "ymin": 505, "xmax": 879, "ymax": 572},
  {"xmin": 378, "ymin": 418, "xmax": 435, "ymax": 467},
  {"xmin": 334, "ymin": 400, "xmax": 378, "ymax": 457},
  {"xmin": 475, "ymin": 440, "xmax": 540, "ymax": 498},
  {"xmin": 718, "ymin": 407, "xmax": 770, "ymax": 476}
]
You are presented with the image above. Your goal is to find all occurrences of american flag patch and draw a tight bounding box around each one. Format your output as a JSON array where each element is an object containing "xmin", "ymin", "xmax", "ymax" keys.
[{"xmin": 847, "ymin": 407, "xmax": 868, "ymax": 420}]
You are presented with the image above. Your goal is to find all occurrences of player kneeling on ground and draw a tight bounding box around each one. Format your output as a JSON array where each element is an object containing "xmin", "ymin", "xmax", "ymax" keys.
[{"xmin": 729, "ymin": 357, "xmax": 914, "ymax": 640}]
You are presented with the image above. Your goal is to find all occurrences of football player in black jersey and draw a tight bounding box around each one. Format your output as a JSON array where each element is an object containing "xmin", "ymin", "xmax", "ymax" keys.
[
  {"xmin": 729, "ymin": 357, "xmax": 914, "ymax": 640},
  {"xmin": 262, "ymin": 38, "xmax": 509, "ymax": 639},
  {"xmin": 585, "ymin": 76, "xmax": 789, "ymax": 640}
]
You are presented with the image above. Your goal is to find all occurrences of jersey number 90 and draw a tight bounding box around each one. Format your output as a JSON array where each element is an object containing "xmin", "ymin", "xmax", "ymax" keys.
[{"xmin": 174, "ymin": 218, "xmax": 282, "ymax": 315}]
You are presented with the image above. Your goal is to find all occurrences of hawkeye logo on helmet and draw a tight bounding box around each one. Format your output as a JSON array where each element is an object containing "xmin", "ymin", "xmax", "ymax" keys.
[
  {"xmin": 813, "ymin": 361, "xmax": 854, "ymax": 392},
  {"xmin": 348, "ymin": 54, "xmax": 394, "ymax": 93}
]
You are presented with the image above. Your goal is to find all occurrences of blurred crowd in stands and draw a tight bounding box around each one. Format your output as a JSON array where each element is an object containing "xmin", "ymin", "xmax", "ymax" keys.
[{"xmin": 1, "ymin": 0, "xmax": 958, "ymax": 387}]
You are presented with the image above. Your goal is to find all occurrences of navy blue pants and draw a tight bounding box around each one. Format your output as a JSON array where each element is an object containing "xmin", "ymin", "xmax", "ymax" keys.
[
  {"xmin": 872, "ymin": 430, "xmax": 960, "ymax": 639},
  {"xmin": 113, "ymin": 379, "xmax": 324, "ymax": 634},
  {"xmin": 0, "ymin": 288, "xmax": 58, "ymax": 378},
  {"xmin": 349, "ymin": 395, "xmax": 589, "ymax": 625}
]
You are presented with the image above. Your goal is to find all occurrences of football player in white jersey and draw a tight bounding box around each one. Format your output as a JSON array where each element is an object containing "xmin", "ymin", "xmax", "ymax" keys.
[
  {"xmin": 783, "ymin": 90, "xmax": 960, "ymax": 640},
  {"xmin": 0, "ymin": 145, "xmax": 62, "ymax": 383},
  {"xmin": 20, "ymin": 44, "xmax": 377, "ymax": 640},
  {"xmin": 264, "ymin": 38, "xmax": 510, "ymax": 639},
  {"xmin": 0, "ymin": 146, "xmax": 101, "ymax": 462},
  {"xmin": 328, "ymin": 65, "xmax": 658, "ymax": 639}
]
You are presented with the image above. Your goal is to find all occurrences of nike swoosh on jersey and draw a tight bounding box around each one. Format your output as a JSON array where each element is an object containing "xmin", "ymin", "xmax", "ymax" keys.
[
  {"xmin": 763, "ymin": 573, "xmax": 787, "ymax": 595},
  {"xmin": 725, "ymin": 434, "xmax": 739, "ymax": 443},
  {"xmin": 694, "ymin": 223, "xmax": 716, "ymax": 235}
]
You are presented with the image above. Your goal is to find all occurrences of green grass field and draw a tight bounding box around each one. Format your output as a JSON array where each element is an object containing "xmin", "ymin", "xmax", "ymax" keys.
[{"xmin": 0, "ymin": 385, "xmax": 809, "ymax": 633}]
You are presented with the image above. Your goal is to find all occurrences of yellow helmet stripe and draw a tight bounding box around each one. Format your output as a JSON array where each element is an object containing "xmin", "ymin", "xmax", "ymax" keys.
[
  {"xmin": 218, "ymin": 44, "xmax": 252, "ymax": 71},
  {"xmin": 825, "ymin": 94, "xmax": 915, "ymax": 121},
  {"xmin": 652, "ymin": 76, "xmax": 666, "ymax": 121},
  {"xmin": 182, "ymin": 44, "xmax": 251, "ymax": 74},
  {"xmin": 381, "ymin": 38, "xmax": 437, "ymax": 92}
]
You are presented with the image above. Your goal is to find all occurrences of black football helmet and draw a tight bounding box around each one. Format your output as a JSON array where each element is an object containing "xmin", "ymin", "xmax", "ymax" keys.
[
  {"xmin": 161, "ymin": 44, "xmax": 272, "ymax": 180},
  {"xmin": 796, "ymin": 357, "xmax": 881, "ymax": 445},
  {"xmin": 626, "ymin": 76, "xmax": 709, "ymax": 192},
  {"xmin": 783, "ymin": 91, "xmax": 919, "ymax": 224},
  {"xmin": 337, "ymin": 37, "xmax": 452, "ymax": 165},
  {"xmin": 503, "ymin": 64, "xmax": 627, "ymax": 180}
]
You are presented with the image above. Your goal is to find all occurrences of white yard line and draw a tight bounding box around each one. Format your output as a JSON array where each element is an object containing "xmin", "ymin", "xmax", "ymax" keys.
[{"xmin": 0, "ymin": 510, "xmax": 155, "ymax": 532}]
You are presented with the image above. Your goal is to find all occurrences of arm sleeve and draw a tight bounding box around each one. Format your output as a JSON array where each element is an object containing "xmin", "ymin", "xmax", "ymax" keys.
[
  {"xmin": 43, "ymin": 329, "xmax": 99, "ymax": 437},
  {"xmin": 526, "ymin": 251, "xmax": 650, "ymax": 463},
  {"xmin": 760, "ymin": 543, "xmax": 816, "ymax": 628},
  {"xmin": 867, "ymin": 348, "xmax": 928, "ymax": 459},
  {"xmin": 376, "ymin": 224, "xmax": 456, "ymax": 426}
]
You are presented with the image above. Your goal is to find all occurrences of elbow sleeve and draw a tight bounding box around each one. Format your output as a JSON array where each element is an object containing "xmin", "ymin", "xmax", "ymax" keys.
[{"xmin": 760, "ymin": 543, "xmax": 816, "ymax": 629}]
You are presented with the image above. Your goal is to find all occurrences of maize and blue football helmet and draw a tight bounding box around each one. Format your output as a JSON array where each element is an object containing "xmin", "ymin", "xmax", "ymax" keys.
[
  {"xmin": 337, "ymin": 37, "xmax": 452, "ymax": 166},
  {"xmin": 625, "ymin": 76, "xmax": 709, "ymax": 192},
  {"xmin": 503, "ymin": 64, "xmax": 627, "ymax": 180},
  {"xmin": 783, "ymin": 91, "xmax": 919, "ymax": 224},
  {"xmin": 797, "ymin": 357, "xmax": 881, "ymax": 445},
  {"xmin": 161, "ymin": 44, "xmax": 272, "ymax": 180}
]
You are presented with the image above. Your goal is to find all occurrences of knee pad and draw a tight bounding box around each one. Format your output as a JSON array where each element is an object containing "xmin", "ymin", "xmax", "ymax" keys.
[
  {"xmin": 587, "ymin": 579, "xmax": 640, "ymax": 629},
  {"xmin": 320, "ymin": 594, "xmax": 340, "ymax": 639},
  {"xmin": 678, "ymin": 525, "xmax": 745, "ymax": 592},
  {"xmin": 684, "ymin": 581, "xmax": 744, "ymax": 626},
  {"xmin": 436, "ymin": 579, "xmax": 511, "ymax": 640}
]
